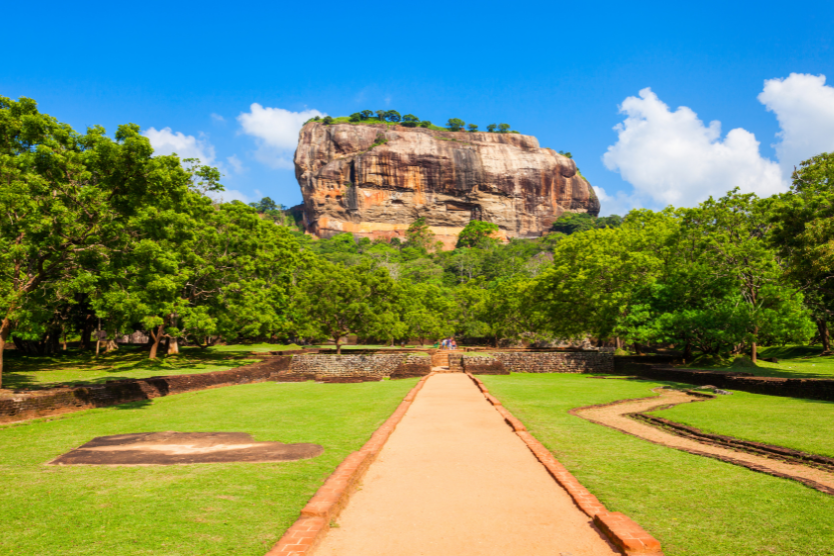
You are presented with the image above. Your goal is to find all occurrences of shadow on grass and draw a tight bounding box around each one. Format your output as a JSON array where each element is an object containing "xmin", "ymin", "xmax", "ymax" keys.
[{"xmin": 2, "ymin": 348, "xmax": 257, "ymax": 392}]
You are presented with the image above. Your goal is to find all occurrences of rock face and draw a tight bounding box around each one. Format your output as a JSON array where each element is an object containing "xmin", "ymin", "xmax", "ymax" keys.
[{"xmin": 293, "ymin": 122, "xmax": 599, "ymax": 248}]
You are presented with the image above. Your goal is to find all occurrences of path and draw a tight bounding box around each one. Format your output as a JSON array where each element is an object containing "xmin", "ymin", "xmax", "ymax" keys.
[
  {"xmin": 316, "ymin": 373, "xmax": 620, "ymax": 556},
  {"xmin": 573, "ymin": 389, "xmax": 834, "ymax": 495}
]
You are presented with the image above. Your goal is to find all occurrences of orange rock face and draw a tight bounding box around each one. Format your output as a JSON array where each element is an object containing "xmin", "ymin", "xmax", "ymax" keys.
[{"xmin": 294, "ymin": 122, "xmax": 599, "ymax": 248}]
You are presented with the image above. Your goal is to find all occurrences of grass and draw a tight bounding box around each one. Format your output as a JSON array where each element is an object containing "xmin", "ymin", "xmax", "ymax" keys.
[
  {"xmin": 682, "ymin": 344, "xmax": 834, "ymax": 379},
  {"xmin": 651, "ymin": 389, "xmax": 834, "ymax": 458},
  {"xmin": 480, "ymin": 373, "xmax": 834, "ymax": 556},
  {"xmin": 1, "ymin": 344, "xmax": 305, "ymax": 391},
  {"xmin": 0, "ymin": 378, "xmax": 416, "ymax": 556}
]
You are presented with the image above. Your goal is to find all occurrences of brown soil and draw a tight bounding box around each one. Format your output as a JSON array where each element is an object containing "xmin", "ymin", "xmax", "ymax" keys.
[
  {"xmin": 316, "ymin": 373, "xmax": 620, "ymax": 556},
  {"xmin": 49, "ymin": 432, "xmax": 323, "ymax": 466},
  {"xmin": 573, "ymin": 390, "xmax": 834, "ymax": 495}
]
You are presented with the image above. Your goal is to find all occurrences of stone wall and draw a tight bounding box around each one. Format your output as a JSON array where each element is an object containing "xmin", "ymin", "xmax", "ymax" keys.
[
  {"xmin": 283, "ymin": 354, "xmax": 431, "ymax": 383},
  {"xmin": 491, "ymin": 351, "xmax": 614, "ymax": 374},
  {"xmin": 616, "ymin": 363, "xmax": 834, "ymax": 402},
  {"xmin": 0, "ymin": 356, "xmax": 292, "ymax": 424},
  {"xmin": 462, "ymin": 356, "xmax": 508, "ymax": 375}
]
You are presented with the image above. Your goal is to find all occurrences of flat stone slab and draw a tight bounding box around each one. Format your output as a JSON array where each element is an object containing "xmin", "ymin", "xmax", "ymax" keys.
[{"xmin": 49, "ymin": 432, "xmax": 323, "ymax": 466}]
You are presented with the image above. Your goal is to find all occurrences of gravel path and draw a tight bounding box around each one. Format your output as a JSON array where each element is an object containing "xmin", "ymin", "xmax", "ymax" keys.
[
  {"xmin": 316, "ymin": 373, "xmax": 621, "ymax": 556},
  {"xmin": 573, "ymin": 389, "xmax": 834, "ymax": 493}
]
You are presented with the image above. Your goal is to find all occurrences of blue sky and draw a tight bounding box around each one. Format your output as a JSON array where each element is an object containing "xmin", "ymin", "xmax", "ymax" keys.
[{"xmin": 4, "ymin": 0, "xmax": 833, "ymax": 215}]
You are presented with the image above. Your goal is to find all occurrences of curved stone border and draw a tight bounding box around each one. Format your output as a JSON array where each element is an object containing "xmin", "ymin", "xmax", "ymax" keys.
[
  {"xmin": 264, "ymin": 373, "xmax": 433, "ymax": 556},
  {"xmin": 632, "ymin": 413, "xmax": 834, "ymax": 473},
  {"xmin": 570, "ymin": 391, "xmax": 834, "ymax": 497},
  {"xmin": 466, "ymin": 373, "xmax": 663, "ymax": 556}
]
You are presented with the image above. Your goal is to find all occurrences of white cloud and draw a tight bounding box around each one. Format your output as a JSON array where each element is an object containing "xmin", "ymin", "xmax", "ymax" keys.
[
  {"xmin": 226, "ymin": 154, "xmax": 245, "ymax": 174},
  {"xmin": 237, "ymin": 104, "xmax": 325, "ymax": 169},
  {"xmin": 593, "ymin": 186, "xmax": 641, "ymax": 217},
  {"xmin": 210, "ymin": 113, "xmax": 225, "ymax": 123},
  {"xmin": 143, "ymin": 127, "xmax": 216, "ymax": 166},
  {"xmin": 602, "ymin": 88, "xmax": 785, "ymax": 208},
  {"xmin": 758, "ymin": 73, "xmax": 834, "ymax": 177},
  {"xmin": 208, "ymin": 189, "xmax": 251, "ymax": 204}
]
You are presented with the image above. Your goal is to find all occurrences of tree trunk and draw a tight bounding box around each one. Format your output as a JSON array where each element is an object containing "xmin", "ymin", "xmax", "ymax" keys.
[
  {"xmin": 168, "ymin": 336, "xmax": 179, "ymax": 355},
  {"xmin": 634, "ymin": 342, "xmax": 642, "ymax": 355},
  {"xmin": 0, "ymin": 317, "xmax": 11, "ymax": 390},
  {"xmin": 684, "ymin": 339, "xmax": 693, "ymax": 361},
  {"xmin": 615, "ymin": 337, "xmax": 623, "ymax": 350},
  {"xmin": 817, "ymin": 320, "xmax": 831, "ymax": 353},
  {"xmin": 335, "ymin": 336, "xmax": 342, "ymax": 355},
  {"xmin": 149, "ymin": 325, "xmax": 165, "ymax": 359},
  {"xmin": 80, "ymin": 320, "xmax": 94, "ymax": 351}
]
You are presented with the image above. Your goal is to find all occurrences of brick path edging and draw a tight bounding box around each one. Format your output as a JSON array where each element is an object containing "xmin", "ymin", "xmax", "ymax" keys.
[
  {"xmin": 466, "ymin": 373, "xmax": 663, "ymax": 556},
  {"xmin": 264, "ymin": 373, "xmax": 433, "ymax": 556}
]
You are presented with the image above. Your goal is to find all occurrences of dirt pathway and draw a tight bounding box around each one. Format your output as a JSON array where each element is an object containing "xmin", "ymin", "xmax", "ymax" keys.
[
  {"xmin": 573, "ymin": 390, "xmax": 834, "ymax": 494},
  {"xmin": 316, "ymin": 373, "xmax": 621, "ymax": 556}
]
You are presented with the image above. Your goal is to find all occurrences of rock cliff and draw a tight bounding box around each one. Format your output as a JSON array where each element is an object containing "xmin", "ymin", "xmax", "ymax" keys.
[{"xmin": 293, "ymin": 122, "xmax": 599, "ymax": 248}]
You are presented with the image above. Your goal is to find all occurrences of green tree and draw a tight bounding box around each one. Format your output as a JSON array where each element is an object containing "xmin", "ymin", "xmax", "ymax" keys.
[
  {"xmin": 0, "ymin": 97, "xmax": 194, "ymax": 383},
  {"xmin": 769, "ymin": 152, "xmax": 834, "ymax": 352},
  {"xmin": 456, "ymin": 220, "xmax": 500, "ymax": 249},
  {"xmin": 291, "ymin": 257, "xmax": 402, "ymax": 353},
  {"xmin": 467, "ymin": 124, "xmax": 478, "ymax": 132},
  {"xmin": 419, "ymin": 121, "xmax": 432, "ymax": 128},
  {"xmin": 322, "ymin": 116, "xmax": 334, "ymax": 125},
  {"xmin": 385, "ymin": 110, "xmax": 401, "ymax": 123},
  {"xmin": 402, "ymin": 114, "xmax": 420, "ymax": 127},
  {"xmin": 405, "ymin": 217, "xmax": 436, "ymax": 252},
  {"xmin": 249, "ymin": 196, "xmax": 279, "ymax": 212},
  {"xmin": 349, "ymin": 113, "xmax": 362, "ymax": 122},
  {"xmin": 446, "ymin": 118, "xmax": 466, "ymax": 131},
  {"xmin": 682, "ymin": 190, "xmax": 812, "ymax": 362},
  {"xmin": 486, "ymin": 124, "xmax": 497, "ymax": 132},
  {"xmin": 498, "ymin": 123, "xmax": 511, "ymax": 133},
  {"xmin": 402, "ymin": 283, "xmax": 456, "ymax": 344},
  {"xmin": 360, "ymin": 110, "xmax": 373, "ymax": 120},
  {"xmin": 375, "ymin": 110, "xmax": 387, "ymax": 121},
  {"xmin": 558, "ymin": 150, "xmax": 572, "ymax": 158}
]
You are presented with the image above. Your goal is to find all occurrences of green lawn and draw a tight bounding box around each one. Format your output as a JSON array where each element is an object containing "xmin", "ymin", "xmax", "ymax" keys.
[
  {"xmin": 0, "ymin": 378, "xmax": 416, "ymax": 556},
  {"xmin": 683, "ymin": 345, "xmax": 834, "ymax": 379},
  {"xmin": 652, "ymin": 389, "xmax": 834, "ymax": 458},
  {"xmin": 480, "ymin": 373, "xmax": 834, "ymax": 556},
  {"xmin": 1, "ymin": 348, "xmax": 263, "ymax": 390}
]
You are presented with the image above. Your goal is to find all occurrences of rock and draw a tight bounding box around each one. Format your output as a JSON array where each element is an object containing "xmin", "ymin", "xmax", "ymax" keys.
[{"xmin": 293, "ymin": 122, "xmax": 599, "ymax": 248}]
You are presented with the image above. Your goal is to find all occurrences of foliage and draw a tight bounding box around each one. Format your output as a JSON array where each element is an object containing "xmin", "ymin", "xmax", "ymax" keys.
[
  {"xmin": 467, "ymin": 123, "xmax": 478, "ymax": 132},
  {"xmin": 446, "ymin": 118, "xmax": 465, "ymax": 131},
  {"xmin": 498, "ymin": 123, "xmax": 511, "ymax": 133},
  {"xmin": 401, "ymin": 114, "xmax": 419, "ymax": 127},
  {"xmin": 551, "ymin": 212, "xmax": 622, "ymax": 234},
  {"xmin": 487, "ymin": 123, "xmax": 497, "ymax": 132},
  {"xmin": 456, "ymin": 220, "xmax": 500, "ymax": 249}
]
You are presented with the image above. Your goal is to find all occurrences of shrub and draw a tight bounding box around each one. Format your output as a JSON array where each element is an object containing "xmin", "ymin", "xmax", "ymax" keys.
[
  {"xmin": 447, "ymin": 118, "xmax": 465, "ymax": 131},
  {"xmin": 420, "ymin": 120, "xmax": 432, "ymax": 128},
  {"xmin": 322, "ymin": 116, "xmax": 334, "ymax": 125},
  {"xmin": 349, "ymin": 113, "xmax": 362, "ymax": 122},
  {"xmin": 371, "ymin": 132, "xmax": 388, "ymax": 148},
  {"xmin": 402, "ymin": 114, "xmax": 419, "ymax": 127},
  {"xmin": 467, "ymin": 124, "xmax": 478, "ymax": 132},
  {"xmin": 498, "ymin": 123, "xmax": 510, "ymax": 133}
]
